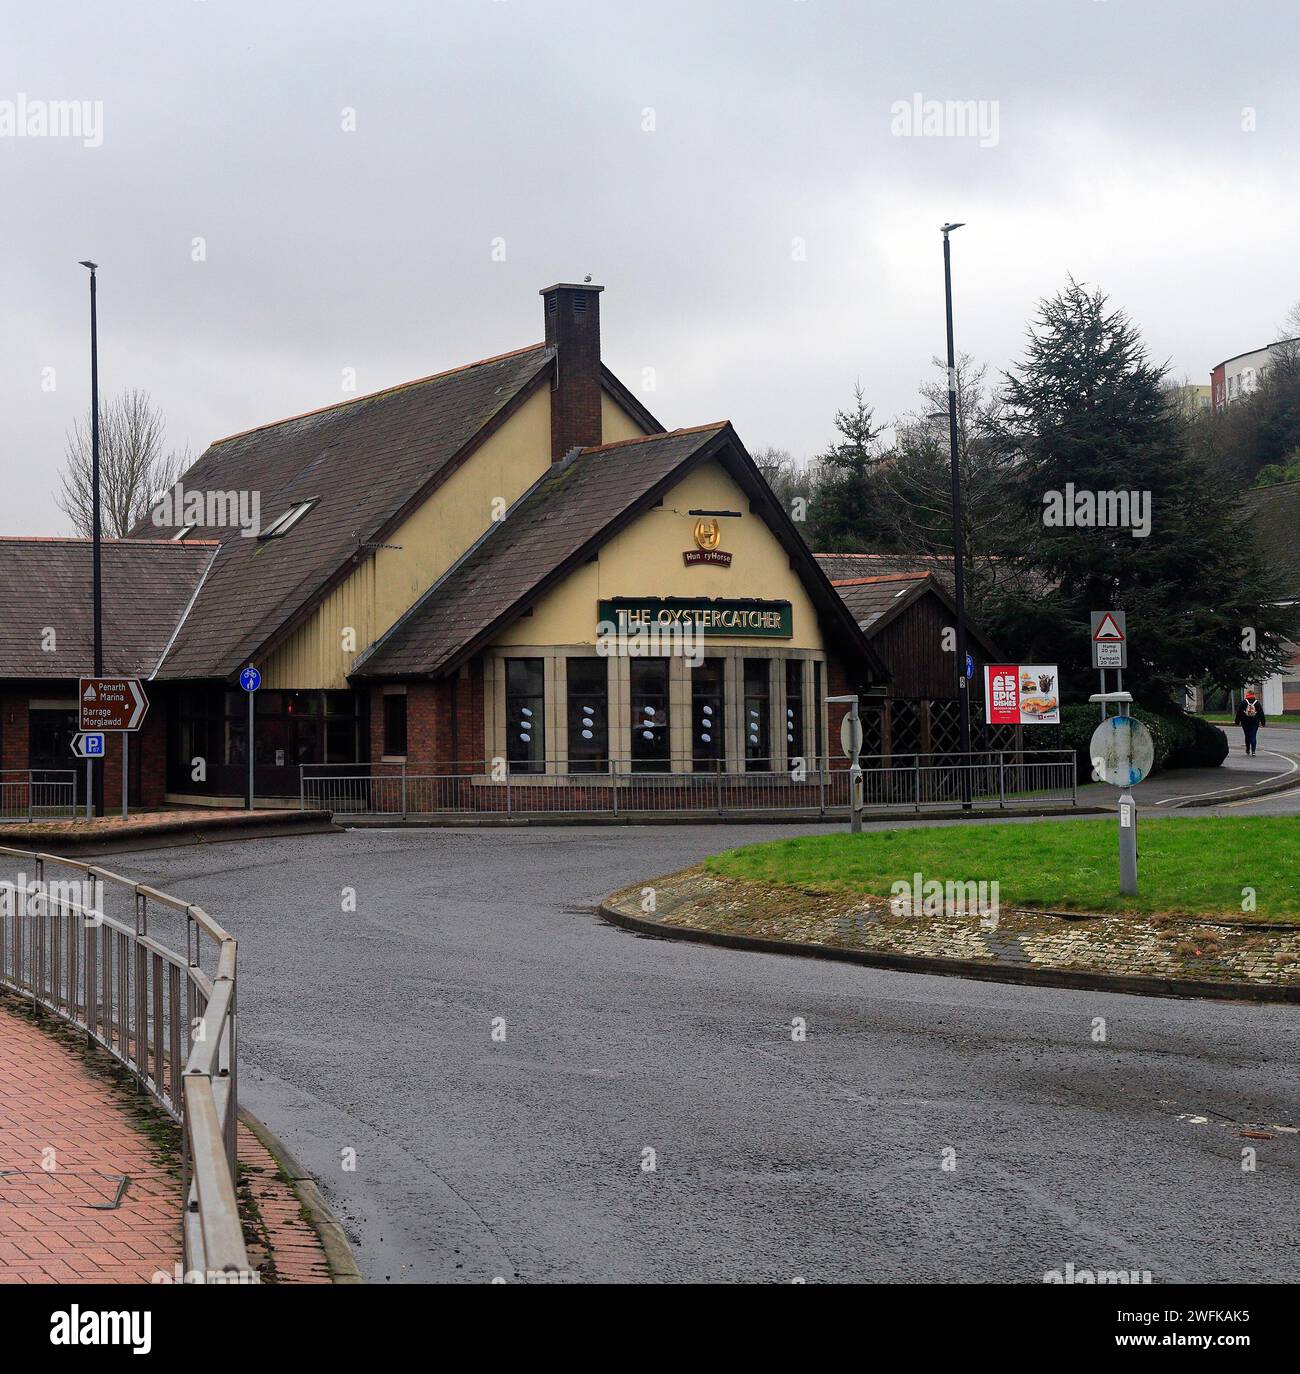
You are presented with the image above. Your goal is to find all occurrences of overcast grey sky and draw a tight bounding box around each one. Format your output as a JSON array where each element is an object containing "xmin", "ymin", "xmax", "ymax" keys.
[{"xmin": 3, "ymin": 0, "xmax": 1298, "ymax": 534}]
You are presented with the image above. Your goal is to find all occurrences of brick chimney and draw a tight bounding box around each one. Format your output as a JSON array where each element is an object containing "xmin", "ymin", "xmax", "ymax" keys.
[{"xmin": 541, "ymin": 282, "xmax": 603, "ymax": 461}]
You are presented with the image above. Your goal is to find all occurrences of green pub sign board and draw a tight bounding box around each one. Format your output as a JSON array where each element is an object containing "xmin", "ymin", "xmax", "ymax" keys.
[{"xmin": 597, "ymin": 598, "xmax": 793, "ymax": 638}]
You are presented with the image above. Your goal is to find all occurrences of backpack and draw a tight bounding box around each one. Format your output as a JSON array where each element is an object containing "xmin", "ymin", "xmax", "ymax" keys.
[{"xmin": 1244, "ymin": 699, "xmax": 1257, "ymax": 717}]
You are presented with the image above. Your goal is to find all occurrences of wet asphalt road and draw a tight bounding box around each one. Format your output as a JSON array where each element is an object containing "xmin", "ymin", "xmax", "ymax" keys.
[{"xmin": 116, "ymin": 821, "xmax": 1299, "ymax": 1285}]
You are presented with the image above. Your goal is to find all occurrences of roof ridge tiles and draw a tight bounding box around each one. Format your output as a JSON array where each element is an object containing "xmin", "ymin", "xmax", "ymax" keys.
[
  {"xmin": 831, "ymin": 572, "xmax": 932, "ymax": 586},
  {"xmin": 0, "ymin": 535, "xmax": 221, "ymax": 546},
  {"xmin": 577, "ymin": 421, "xmax": 729, "ymax": 455},
  {"xmin": 210, "ymin": 341, "xmax": 550, "ymax": 447}
]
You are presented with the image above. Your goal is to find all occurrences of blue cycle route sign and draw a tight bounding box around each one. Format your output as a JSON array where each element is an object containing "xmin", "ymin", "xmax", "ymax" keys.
[{"xmin": 240, "ymin": 666, "xmax": 261, "ymax": 693}]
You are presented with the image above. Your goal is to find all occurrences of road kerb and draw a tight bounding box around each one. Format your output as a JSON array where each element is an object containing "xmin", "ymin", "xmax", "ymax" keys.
[
  {"xmin": 598, "ymin": 890, "xmax": 1300, "ymax": 1006},
  {"xmin": 237, "ymin": 1108, "xmax": 364, "ymax": 1284}
]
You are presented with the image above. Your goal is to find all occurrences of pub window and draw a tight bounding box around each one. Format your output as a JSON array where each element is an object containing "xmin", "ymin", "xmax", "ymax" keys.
[
  {"xmin": 506, "ymin": 658, "xmax": 545, "ymax": 774},
  {"xmin": 383, "ymin": 694, "xmax": 407, "ymax": 757},
  {"xmin": 813, "ymin": 660, "xmax": 824, "ymax": 765},
  {"xmin": 744, "ymin": 658, "xmax": 771, "ymax": 772},
  {"xmin": 691, "ymin": 657, "xmax": 725, "ymax": 772},
  {"xmin": 630, "ymin": 657, "xmax": 670, "ymax": 773},
  {"xmin": 566, "ymin": 658, "xmax": 608, "ymax": 773},
  {"xmin": 785, "ymin": 659, "xmax": 804, "ymax": 768}
]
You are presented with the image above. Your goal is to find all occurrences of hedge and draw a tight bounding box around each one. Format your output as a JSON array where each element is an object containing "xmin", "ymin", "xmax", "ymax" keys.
[{"xmin": 1037, "ymin": 705, "xmax": 1228, "ymax": 778}]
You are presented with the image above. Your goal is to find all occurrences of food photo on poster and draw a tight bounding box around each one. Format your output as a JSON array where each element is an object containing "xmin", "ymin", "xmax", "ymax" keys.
[{"xmin": 983, "ymin": 663, "xmax": 1061, "ymax": 725}]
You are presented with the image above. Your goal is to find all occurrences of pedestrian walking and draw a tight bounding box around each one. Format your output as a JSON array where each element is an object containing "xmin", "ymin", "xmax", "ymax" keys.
[{"xmin": 1234, "ymin": 690, "xmax": 1266, "ymax": 756}]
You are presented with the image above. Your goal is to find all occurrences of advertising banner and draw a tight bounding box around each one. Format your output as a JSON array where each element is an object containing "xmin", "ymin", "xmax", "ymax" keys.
[{"xmin": 984, "ymin": 664, "xmax": 1060, "ymax": 725}]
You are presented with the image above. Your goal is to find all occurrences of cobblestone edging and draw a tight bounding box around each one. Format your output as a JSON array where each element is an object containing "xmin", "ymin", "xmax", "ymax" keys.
[{"xmin": 601, "ymin": 868, "xmax": 1300, "ymax": 1004}]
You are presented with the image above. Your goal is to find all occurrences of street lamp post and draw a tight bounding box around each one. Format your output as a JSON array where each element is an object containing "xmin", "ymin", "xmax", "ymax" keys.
[
  {"xmin": 78, "ymin": 261, "xmax": 103, "ymax": 817},
  {"xmin": 940, "ymin": 223, "xmax": 972, "ymax": 808}
]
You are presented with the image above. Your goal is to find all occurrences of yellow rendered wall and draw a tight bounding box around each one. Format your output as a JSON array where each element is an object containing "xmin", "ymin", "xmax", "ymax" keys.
[
  {"xmin": 601, "ymin": 392, "xmax": 650, "ymax": 444},
  {"xmin": 495, "ymin": 461, "xmax": 826, "ymax": 651},
  {"xmin": 261, "ymin": 384, "xmax": 552, "ymax": 689},
  {"xmin": 260, "ymin": 383, "xmax": 655, "ymax": 689}
]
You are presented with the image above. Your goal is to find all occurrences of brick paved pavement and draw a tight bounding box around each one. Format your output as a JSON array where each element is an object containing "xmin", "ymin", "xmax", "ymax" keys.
[
  {"xmin": 0, "ymin": 1000, "xmax": 180, "ymax": 1283},
  {"xmin": 237, "ymin": 1122, "xmax": 332, "ymax": 1284},
  {"xmin": 0, "ymin": 998, "xmax": 337, "ymax": 1284}
]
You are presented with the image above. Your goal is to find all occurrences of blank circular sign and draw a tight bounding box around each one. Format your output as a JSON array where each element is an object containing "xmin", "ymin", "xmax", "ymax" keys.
[
  {"xmin": 840, "ymin": 714, "xmax": 863, "ymax": 760},
  {"xmin": 1089, "ymin": 715, "xmax": 1155, "ymax": 787}
]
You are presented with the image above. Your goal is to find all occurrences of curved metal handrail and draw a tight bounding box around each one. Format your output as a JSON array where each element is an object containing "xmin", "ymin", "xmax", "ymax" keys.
[{"xmin": 0, "ymin": 844, "xmax": 251, "ymax": 1281}]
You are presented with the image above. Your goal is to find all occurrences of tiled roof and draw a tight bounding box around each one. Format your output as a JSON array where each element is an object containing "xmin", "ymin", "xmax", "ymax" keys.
[
  {"xmin": 816, "ymin": 552, "xmax": 956, "ymax": 589},
  {"xmin": 830, "ymin": 573, "xmax": 932, "ymax": 627},
  {"xmin": 0, "ymin": 538, "xmax": 217, "ymax": 680},
  {"xmin": 353, "ymin": 425, "xmax": 731, "ymax": 678},
  {"xmin": 828, "ymin": 569, "xmax": 1004, "ymax": 660},
  {"xmin": 1239, "ymin": 481, "xmax": 1300, "ymax": 601},
  {"xmin": 144, "ymin": 344, "xmax": 554, "ymax": 679}
]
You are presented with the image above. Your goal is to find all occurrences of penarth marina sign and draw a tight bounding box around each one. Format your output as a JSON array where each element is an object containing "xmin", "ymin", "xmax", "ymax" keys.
[{"xmin": 597, "ymin": 597, "xmax": 793, "ymax": 639}]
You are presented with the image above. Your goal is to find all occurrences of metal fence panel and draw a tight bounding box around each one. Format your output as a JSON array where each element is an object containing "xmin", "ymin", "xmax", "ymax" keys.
[
  {"xmin": 0, "ymin": 844, "xmax": 251, "ymax": 1282},
  {"xmin": 300, "ymin": 751, "xmax": 1076, "ymax": 818}
]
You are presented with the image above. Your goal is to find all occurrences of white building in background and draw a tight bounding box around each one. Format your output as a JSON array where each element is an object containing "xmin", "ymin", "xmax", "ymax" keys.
[{"xmin": 1211, "ymin": 338, "xmax": 1299, "ymax": 409}]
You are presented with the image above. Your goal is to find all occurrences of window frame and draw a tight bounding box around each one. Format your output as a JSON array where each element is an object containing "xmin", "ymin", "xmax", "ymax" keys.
[
  {"xmin": 630, "ymin": 657, "xmax": 671, "ymax": 774},
  {"xmin": 505, "ymin": 657, "xmax": 546, "ymax": 775},
  {"xmin": 565, "ymin": 657, "xmax": 609, "ymax": 773}
]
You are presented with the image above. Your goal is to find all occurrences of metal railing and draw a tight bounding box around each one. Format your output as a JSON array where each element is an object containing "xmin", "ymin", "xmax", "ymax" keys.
[
  {"xmin": 301, "ymin": 751, "xmax": 1077, "ymax": 818},
  {"xmin": 0, "ymin": 770, "xmax": 77, "ymax": 822},
  {"xmin": 0, "ymin": 844, "xmax": 251, "ymax": 1282}
]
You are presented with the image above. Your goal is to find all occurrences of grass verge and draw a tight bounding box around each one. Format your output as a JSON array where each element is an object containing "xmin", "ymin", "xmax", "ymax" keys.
[{"xmin": 704, "ymin": 816, "xmax": 1300, "ymax": 923}]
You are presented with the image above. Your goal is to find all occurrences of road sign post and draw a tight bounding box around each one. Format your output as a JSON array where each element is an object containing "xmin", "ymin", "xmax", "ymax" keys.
[
  {"xmin": 78, "ymin": 679, "xmax": 148, "ymax": 824},
  {"xmin": 71, "ymin": 731, "xmax": 106, "ymax": 820},
  {"xmin": 829, "ymin": 695, "xmax": 863, "ymax": 833},
  {"xmin": 1118, "ymin": 791, "xmax": 1138, "ymax": 896},
  {"xmin": 1088, "ymin": 695, "xmax": 1153, "ymax": 898},
  {"xmin": 1090, "ymin": 611, "xmax": 1129, "ymax": 716},
  {"xmin": 240, "ymin": 666, "xmax": 261, "ymax": 810}
]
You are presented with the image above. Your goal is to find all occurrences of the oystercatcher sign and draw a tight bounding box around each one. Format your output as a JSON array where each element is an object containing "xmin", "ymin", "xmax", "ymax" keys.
[{"xmin": 79, "ymin": 677, "xmax": 149, "ymax": 732}]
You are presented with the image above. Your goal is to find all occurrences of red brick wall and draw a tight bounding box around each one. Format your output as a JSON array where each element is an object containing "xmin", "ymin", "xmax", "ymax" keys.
[
  {"xmin": 0, "ymin": 687, "xmax": 166, "ymax": 810},
  {"xmin": 825, "ymin": 655, "xmax": 864, "ymax": 771},
  {"xmin": 542, "ymin": 284, "xmax": 603, "ymax": 461},
  {"xmin": 100, "ymin": 707, "xmax": 167, "ymax": 808},
  {"xmin": 1, "ymin": 694, "xmax": 29, "ymax": 772},
  {"xmin": 367, "ymin": 665, "xmax": 486, "ymax": 767}
]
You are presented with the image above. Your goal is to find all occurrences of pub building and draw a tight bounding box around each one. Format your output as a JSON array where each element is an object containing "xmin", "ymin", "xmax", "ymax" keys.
[{"xmin": 1, "ymin": 284, "xmax": 900, "ymax": 808}]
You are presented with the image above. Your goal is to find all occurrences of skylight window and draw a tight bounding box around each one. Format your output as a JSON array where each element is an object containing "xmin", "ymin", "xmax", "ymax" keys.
[{"xmin": 258, "ymin": 500, "xmax": 316, "ymax": 540}]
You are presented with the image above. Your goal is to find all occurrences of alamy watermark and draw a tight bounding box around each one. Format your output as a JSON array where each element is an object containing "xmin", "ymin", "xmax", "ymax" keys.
[
  {"xmin": 151, "ymin": 481, "xmax": 262, "ymax": 537},
  {"xmin": 889, "ymin": 871, "xmax": 1000, "ymax": 924},
  {"xmin": 1042, "ymin": 483, "xmax": 1151, "ymax": 538},
  {"xmin": 0, "ymin": 874, "xmax": 99, "ymax": 921},
  {"xmin": 596, "ymin": 618, "xmax": 704, "ymax": 668},
  {"xmin": 890, "ymin": 93, "xmax": 999, "ymax": 148},
  {"xmin": 0, "ymin": 94, "xmax": 102, "ymax": 148}
]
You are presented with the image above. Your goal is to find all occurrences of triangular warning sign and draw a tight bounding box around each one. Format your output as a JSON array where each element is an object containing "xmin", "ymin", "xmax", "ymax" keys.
[{"xmin": 1093, "ymin": 613, "xmax": 1125, "ymax": 641}]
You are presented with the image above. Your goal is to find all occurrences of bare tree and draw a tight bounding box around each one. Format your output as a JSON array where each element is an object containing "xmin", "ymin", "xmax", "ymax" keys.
[
  {"xmin": 1275, "ymin": 300, "xmax": 1300, "ymax": 362},
  {"xmin": 750, "ymin": 444, "xmax": 813, "ymax": 516},
  {"xmin": 57, "ymin": 390, "xmax": 189, "ymax": 538}
]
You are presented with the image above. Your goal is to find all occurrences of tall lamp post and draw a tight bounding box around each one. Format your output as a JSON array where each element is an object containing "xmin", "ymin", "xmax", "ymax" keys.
[
  {"xmin": 78, "ymin": 260, "xmax": 103, "ymax": 817},
  {"xmin": 940, "ymin": 223, "xmax": 972, "ymax": 807}
]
